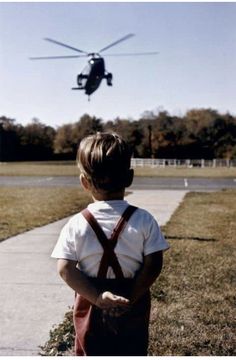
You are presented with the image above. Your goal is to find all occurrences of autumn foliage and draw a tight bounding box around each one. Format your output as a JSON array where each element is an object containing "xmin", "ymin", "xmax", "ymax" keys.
[{"xmin": 1, "ymin": 108, "xmax": 236, "ymax": 161}]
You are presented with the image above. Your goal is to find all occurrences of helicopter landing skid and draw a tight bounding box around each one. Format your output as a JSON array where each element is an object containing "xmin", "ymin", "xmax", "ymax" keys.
[{"xmin": 71, "ymin": 87, "xmax": 84, "ymax": 90}]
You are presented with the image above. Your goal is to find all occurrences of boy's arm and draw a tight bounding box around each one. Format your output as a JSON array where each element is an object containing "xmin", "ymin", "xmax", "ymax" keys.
[
  {"xmin": 57, "ymin": 259, "xmax": 130, "ymax": 308},
  {"xmin": 129, "ymin": 251, "xmax": 163, "ymax": 304}
]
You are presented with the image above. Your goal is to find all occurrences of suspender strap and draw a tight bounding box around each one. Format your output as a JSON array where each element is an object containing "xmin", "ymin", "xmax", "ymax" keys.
[
  {"xmin": 98, "ymin": 205, "xmax": 137, "ymax": 279},
  {"xmin": 110, "ymin": 205, "xmax": 137, "ymax": 245},
  {"xmin": 81, "ymin": 205, "xmax": 137, "ymax": 279},
  {"xmin": 82, "ymin": 209, "xmax": 123, "ymax": 279}
]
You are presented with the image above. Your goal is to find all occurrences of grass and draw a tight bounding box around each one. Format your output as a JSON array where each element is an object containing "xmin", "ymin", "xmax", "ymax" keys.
[
  {"xmin": 150, "ymin": 189, "xmax": 236, "ymax": 355},
  {"xmin": 0, "ymin": 161, "xmax": 78, "ymax": 177},
  {"xmin": 40, "ymin": 189, "xmax": 236, "ymax": 356},
  {"xmin": 134, "ymin": 165, "xmax": 236, "ymax": 178},
  {"xmin": 1, "ymin": 161, "xmax": 236, "ymax": 178},
  {"xmin": 0, "ymin": 187, "xmax": 91, "ymax": 242}
]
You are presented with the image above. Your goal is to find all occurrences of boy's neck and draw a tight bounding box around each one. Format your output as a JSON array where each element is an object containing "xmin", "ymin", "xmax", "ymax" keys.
[{"xmin": 92, "ymin": 189, "xmax": 125, "ymax": 202}]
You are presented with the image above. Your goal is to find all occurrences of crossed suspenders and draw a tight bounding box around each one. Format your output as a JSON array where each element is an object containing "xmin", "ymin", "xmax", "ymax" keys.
[{"xmin": 81, "ymin": 205, "xmax": 137, "ymax": 279}]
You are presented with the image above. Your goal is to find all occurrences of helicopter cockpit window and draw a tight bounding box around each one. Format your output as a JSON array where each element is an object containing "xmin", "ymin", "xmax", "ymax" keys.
[
  {"xmin": 77, "ymin": 63, "xmax": 91, "ymax": 87},
  {"xmin": 82, "ymin": 64, "xmax": 91, "ymax": 76}
]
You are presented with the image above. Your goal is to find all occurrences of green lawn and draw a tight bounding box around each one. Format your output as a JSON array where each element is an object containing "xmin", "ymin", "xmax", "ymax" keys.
[
  {"xmin": 0, "ymin": 187, "xmax": 91, "ymax": 242},
  {"xmin": 0, "ymin": 161, "xmax": 78, "ymax": 177},
  {"xmin": 149, "ymin": 189, "xmax": 236, "ymax": 355},
  {"xmin": 134, "ymin": 165, "xmax": 236, "ymax": 178}
]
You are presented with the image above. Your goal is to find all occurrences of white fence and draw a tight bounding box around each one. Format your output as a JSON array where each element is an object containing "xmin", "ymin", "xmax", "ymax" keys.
[{"xmin": 131, "ymin": 158, "xmax": 236, "ymax": 168}]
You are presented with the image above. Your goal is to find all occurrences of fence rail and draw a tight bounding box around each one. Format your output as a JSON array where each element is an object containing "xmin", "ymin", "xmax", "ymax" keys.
[{"xmin": 131, "ymin": 158, "xmax": 236, "ymax": 168}]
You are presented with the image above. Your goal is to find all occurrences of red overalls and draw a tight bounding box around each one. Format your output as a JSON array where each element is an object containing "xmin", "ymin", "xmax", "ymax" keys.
[{"xmin": 73, "ymin": 205, "xmax": 151, "ymax": 356}]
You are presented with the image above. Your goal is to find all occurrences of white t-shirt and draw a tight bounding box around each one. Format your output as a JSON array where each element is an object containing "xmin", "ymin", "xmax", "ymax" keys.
[{"xmin": 51, "ymin": 200, "xmax": 169, "ymax": 278}]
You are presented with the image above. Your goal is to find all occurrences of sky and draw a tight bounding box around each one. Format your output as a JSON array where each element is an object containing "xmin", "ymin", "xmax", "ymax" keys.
[{"xmin": 0, "ymin": 2, "xmax": 236, "ymax": 128}]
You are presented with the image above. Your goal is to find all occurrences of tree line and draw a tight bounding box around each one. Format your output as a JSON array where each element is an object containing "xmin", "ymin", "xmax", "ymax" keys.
[{"xmin": 1, "ymin": 108, "xmax": 236, "ymax": 161}]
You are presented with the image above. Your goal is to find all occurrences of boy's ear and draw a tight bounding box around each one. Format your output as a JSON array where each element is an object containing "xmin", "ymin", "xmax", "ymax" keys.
[
  {"xmin": 80, "ymin": 173, "xmax": 91, "ymax": 191},
  {"xmin": 125, "ymin": 169, "xmax": 134, "ymax": 188}
]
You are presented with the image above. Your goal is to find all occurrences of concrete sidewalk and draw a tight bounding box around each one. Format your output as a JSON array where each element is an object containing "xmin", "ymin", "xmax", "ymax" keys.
[{"xmin": 0, "ymin": 189, "xmax": 187, "ymax": 356}]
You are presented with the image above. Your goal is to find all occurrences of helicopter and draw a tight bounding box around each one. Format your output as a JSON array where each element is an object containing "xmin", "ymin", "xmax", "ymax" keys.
[{"xmin": 30, "ymin": 34, "xmax": 158, "ymax": 99}]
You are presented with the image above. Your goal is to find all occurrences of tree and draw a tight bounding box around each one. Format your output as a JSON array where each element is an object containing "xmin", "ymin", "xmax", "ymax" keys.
[
  {"xmin": 104, "ymin": 118, "xmax": 144, "ymax": 157},
  {"xmin": 18, "ymin": 118, "xmax": 55, "ymax": 160},
  {"xmin": 1, "ymin": 107, "xmax": 236, "ymax": 161},
  {"xmin": 53, "ymin": 114, "xmax": 103, "ymax": 158},
  {"xmin": 53, "ymin": 123, "xmax": 75, "ymax": 155}
]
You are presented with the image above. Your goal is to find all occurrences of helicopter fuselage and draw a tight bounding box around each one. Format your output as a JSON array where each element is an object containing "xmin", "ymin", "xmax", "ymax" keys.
[{"xmin": 80, "ymin": 56, "xmax": 105, "ymax": 95}]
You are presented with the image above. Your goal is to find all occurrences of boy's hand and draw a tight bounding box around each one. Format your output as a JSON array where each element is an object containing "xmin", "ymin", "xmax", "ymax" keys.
[
  {"xmin": 103, "ymin": 307, "xmax": 130, "ymax": 317},
  {"xmin": 95, "ymin": 291, "xmax": 130, "ymax": 310}
]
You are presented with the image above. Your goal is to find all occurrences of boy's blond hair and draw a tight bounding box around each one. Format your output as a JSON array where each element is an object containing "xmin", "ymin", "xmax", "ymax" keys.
[{"xmin": 77, "ymin": 132, "xmax": 132, "ymax": 192}]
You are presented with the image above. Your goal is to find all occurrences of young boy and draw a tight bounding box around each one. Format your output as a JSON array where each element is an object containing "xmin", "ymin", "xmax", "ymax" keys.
[{"xmin": 51, "ymin": 132, "xmax": 169, "ymax": 356}]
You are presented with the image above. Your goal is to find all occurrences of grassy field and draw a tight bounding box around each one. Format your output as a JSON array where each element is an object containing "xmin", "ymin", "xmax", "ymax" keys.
[
  {"xmin": 40, "ymin": 189, "xmax": 236, "ymax": 356},
  {"xmin": 0, "ymin": 187, "xmax": 91, "ymax": 242},
  {"xmin": 0, "ymin": 161, "xmax": 78, "ymax": 177},
  {"xmin": 150, "ymin": 189, "xmax": 236, "ymax": 355},
  {"xmin": 135, "ymin": 165, "xmax": 236, "ymax": 178},
  {"xmin": 1, "ymin": 161, "xmax": 236, "ymax": 178}
]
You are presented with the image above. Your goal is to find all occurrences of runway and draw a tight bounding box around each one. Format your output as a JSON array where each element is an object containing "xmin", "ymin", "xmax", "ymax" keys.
[{"xmin": 0, "ymin": 176, "xmax": 235, "ymax": 191}]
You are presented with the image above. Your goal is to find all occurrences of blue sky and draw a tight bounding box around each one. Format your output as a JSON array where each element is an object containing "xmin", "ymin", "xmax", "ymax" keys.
[{"xmin": 0, "ymin": 2, "xmax": 236, "ymax": 127}]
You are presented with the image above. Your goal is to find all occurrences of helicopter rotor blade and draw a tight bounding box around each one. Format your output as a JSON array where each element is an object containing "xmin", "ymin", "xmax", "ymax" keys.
[
  {"xmin": 103, "ymin": 51, "xmax": 159, "ymax": 57},
  {"xmin": 29, "ymin": 55, "xmax": 87, "ymax": 60},
  {"xmin": 99, "ymin": 33, "xmax": 135, "ymax": 53},
  {"xmin": 44, "ymin": 38, "xmax": 88, "ymax": 54}
]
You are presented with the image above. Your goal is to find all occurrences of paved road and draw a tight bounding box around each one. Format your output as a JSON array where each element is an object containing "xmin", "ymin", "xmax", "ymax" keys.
[{"xmin": 0, "ymin": 176, "xmax": 236, "ymax": 190}]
